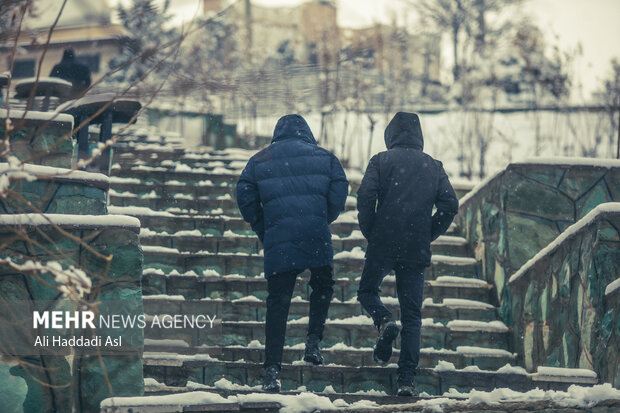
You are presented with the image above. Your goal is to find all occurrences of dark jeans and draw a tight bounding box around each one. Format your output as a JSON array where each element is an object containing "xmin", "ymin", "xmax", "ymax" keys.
[
  {"xmin": 357, "ymin": 257, "xmax": 425, "ymax": 381},
  {"xmin": 264, "ymin": 265, "xmax": 334, "ymax": 368}
]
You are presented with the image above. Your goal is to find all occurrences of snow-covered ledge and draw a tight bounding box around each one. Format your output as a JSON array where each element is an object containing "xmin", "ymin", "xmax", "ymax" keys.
[
  {"xmin": 456, "ymin": 159, "xmax": 620, "ymax": 387},
  {"xmin": 0, "ymin": 108, "xmax": 74, "ymax": 129},
  {"xmin": 457, "ymin": 157, "xmax": 620, "ymax": 298},
  {"xmin": 0, "ymin": 162, "xmax": 110, "ymax": 188},
  {"xmin": 1, "ymin": 108, "xmax": 76, "ymax": 169},
  {"xmin": 0, "ymin": 213, "xmax": 141, "ymax": 233},
  {"xmin": 507, "ymin": 202, "xmax": 620, "ymax": 386}
]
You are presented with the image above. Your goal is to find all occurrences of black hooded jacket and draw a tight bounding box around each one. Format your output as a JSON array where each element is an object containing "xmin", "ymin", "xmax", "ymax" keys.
[{"xmin": 357, "ymin": 112, "xmax": 458, "ymax": 266}]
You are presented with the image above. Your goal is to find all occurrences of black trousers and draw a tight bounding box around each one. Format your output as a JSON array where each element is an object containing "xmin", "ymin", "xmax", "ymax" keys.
[
  {"xmin": 264, "ymin": 265, "xmax": 334, "ymax": 368},
  {"xmin": 357, "ymin": 257, "xmax": 425, "ymax": 381}
]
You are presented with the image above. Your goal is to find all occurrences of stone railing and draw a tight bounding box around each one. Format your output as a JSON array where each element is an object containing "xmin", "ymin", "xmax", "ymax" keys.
[
  {"xmin": 507, "ymin": 203, "xmax": 620, "ymax": 386},
  {"xmin": 0, "ymin": 109, "xmax": 144, "ymax": 412},
  {"xmin": 456, "ymin": 159, "xmax": 620, "ymax": 383}
]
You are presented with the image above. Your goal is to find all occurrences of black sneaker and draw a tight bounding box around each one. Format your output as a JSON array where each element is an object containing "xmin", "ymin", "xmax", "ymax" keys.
[
  {"xmin": 303, "ymin": 334, "xmax": 324, "ymax": 365},
  {"xmin": 262, "ymin": 365, "xmax": 281, "ymax": 393},
  {"xmin": 373, "ymin": 316, "xmax": 399, "ymax": 365},
  {"xmin": 396, "ymin": 377, "xmax": 418, "ymax": 397}
]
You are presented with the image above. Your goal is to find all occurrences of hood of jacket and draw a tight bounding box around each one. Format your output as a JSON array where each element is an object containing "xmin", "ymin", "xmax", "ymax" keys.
[
  {"xmin": 62, "ymin": 49, "xmax": 75, "ymax": 61},
  {"xmin": 271, "ymin": 114, "xmax": 317, "ymax": 145},
  {"xmin": 384, "ymin": 112, "xmax": 424, "ymax": 150}
]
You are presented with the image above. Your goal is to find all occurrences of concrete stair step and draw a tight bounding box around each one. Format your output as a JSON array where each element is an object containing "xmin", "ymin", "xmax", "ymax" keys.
[
  {"xmin": 142, "ymin": 295, "xmax": 498, "ymax": 323},
  {"xmin": 109, "ymin": 193, "xmax": 358, "ymax": 215},
  {"xmin": 111, "ymin": 180, "xmax": 234, "ymax": 198},
  {"xmin": 142, "ymin": 272, "xmax": 492, "ymax": 303},
  {"xmin": 101, "ymin": 389, "xmax": 280, "ymax": 413},
  {"xmin": 137, "ymin": 232, "xmax": 468, "ymax": 257},
  {"xmin": 142, "ymin": 343, "xmax": 516, "ymax": 371},
  {"xmin": 143, "ymin": 385, "xmax": 429, "ymax": 408},
  {"xmin": 143, "ymin": 317, "xmax": 510, "ymax": 351},
  {"xmin": 140, "ymin": 249, "xmax": 479, "ymax": 280},
  {"xmin": 142, "ymin": 357, "xmax": 594, "ymax": 396},
  {"xmin": 108, "ymin": 209, "xmax": 459, "ymax": 239},
  {"xmin": 111, "ymin": 167, "xmax": 240, "ymax": 187}
]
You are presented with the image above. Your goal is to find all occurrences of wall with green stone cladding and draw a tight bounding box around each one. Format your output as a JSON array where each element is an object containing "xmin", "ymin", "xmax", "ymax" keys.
[
  {"xmin": 0, "ymin": 118, "xmax": 74, "ymax": 169},
  {"xmin": 508, "ymin": 210, "xmax": 620, "ymax": 386},
  {"xmin": 456, "ymin": 161, "xmax": 620, "ymax": 384},
  {"xmin": 0, "ymin": 223, "xmax": 144, "ymax": 412},
  {"xmin": 1, "ymin": 176, "xmax": 108, "ymax": 215},
  {"xmin": 1, "ymin": 109, "xmax": 145, "ymax": 411}
]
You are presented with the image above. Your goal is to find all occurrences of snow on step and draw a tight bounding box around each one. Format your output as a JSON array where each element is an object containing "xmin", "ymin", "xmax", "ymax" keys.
[
  {"xmin": 433, "ymin": 276, "xmax": 488, "ymax": 286},
  {"xmin": 434, "ymin": 235, "xmax": 467, "ymax": 245},
  {"xmin": 333, "ymin": 210, "xmax": 358, "ymax": 224},
  {"xmin": 446, "ymin": 320, "xmax": 509, "ymax": 332},
  {"xmin": 455, "ymin": 346, "xmax": 514, "ymax": 357},
  {"xmin": 143, "ymin": 294, "xmax": 185, "ymax": 301},
  {"xmin": 424, "ymin": 298, "xmax": 495, "ymax": 309},
  {"xmin": 332, "ymin": 230, "xmax": 364, "ymax": 240},
  {"xmin": 110, "ymin": 176, "xmax": 142, "ymax": 184},
  {"xmin": 141, "ymin": 245, "xmax": 180, "ymax": 254},
  {"xmin": 431, "ymin": 254, "xmax": 478, "ymax": 266},
  {"xmin": 535, "ymin": 366, "xmax": 598, "ymax": 380},
  {"xmin": 101, "ymin": 391, "xmax": 231, "ymax": 409},
  {"xmin": 109, "ymin": 205, "xmax": 176, "ymax": 217},
  {"xmin": 333, "ymin": 249, "xmax": 478, "ymax": 264},
  {"xmin": 144, "ymin": 339, "xmax": 189, "ymax": 348}
]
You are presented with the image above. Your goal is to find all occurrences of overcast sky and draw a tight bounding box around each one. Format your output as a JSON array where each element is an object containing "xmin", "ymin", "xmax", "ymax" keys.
[{"xmin": 107, "ymin": 0, "xmax": 620, "ymax": 99}]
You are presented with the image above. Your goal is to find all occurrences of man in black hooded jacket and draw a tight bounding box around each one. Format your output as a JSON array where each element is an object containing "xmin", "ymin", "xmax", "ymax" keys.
[
  {"xmin": 356, "ymin": 112, "xmax": 458, "ymax": 396},
  {"xmin": 50, "ymin": 49, "xmax": 91, "ymax": 98}
]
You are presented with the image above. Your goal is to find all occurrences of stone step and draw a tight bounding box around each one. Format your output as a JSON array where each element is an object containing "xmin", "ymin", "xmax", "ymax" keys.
[
  {"xmin": 112, "ymin": 145, "xmax": 251, "ymax": 165},
  {"xmin": 143, "ymin": 317, "xmax": 510, "ymax": 352},
  {"xmin": 142, "ymin": 296, "xmax": 498, "ymax": 323},
  {"xmin": 143, "ymin": 384, "xmax": 428, "ymax": 409},
  {"xmin": 111, "ymin": 166, "xmax": 240, "ymax": 187},
  {"xmin": 137, "ymin": 232, "xmax": 468, "ymax": 257},
  {"xmin": 142, "ymin": 343, "xmax": 516, "ymax": 371},
  {"xmin": 140, "ymin": 249, "xmax": 480, "ymax": 280},
  {"xmin": 108, "ymin": 192, "xmax": 358, "ymax": 215},
  {"xmin": 142, "ymin": 357, "xmax": 591, "ymax": 396},
  {"xmin": 101, "ymin": 390, "xmax": 280, "ymax": 413},
  {"xmin": 108, "ymin": 208, "xmax": 459, "ymax": 239},
  {"xmin": 142, "ymin": 272, "xmax": 492, "ymax": 303},
  {"xmin": 111, "ymin": 180, "xmax": 235, "ymax": 199},
  {"xmin": 111, "ymin": 165, "xmax": 365, "ymax": 195}
]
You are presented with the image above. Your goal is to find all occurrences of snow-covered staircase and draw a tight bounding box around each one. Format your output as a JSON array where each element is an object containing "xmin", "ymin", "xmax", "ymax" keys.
[{"xmin": 105, "ymin": 131, "xmax": 600, "ymax": 410}]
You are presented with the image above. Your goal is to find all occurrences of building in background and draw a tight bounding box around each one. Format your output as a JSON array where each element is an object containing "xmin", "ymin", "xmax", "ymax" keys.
[{"xmin": 1, "ymin": 0, "xmax": 123, "ymax": 82}]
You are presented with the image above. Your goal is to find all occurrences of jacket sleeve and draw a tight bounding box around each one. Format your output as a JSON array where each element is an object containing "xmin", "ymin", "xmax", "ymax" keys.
[
  {"xmin": 357, "ymin": 155, "xmax": 380, "ymax": 239},
  {"xmin": 327, "ymin": 155, "xmax": 349, "ymax": 224},
  {"xmin": 431, "ymin": 162, "xmax": 459, "ymax": 241},
  {"xmin": 236, "ymin": 159, "xmax": 265, "ymax": 242}
]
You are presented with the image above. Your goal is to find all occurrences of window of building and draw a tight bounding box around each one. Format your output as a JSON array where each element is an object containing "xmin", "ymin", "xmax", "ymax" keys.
[
  {"xmin": 77, "ymin": 54, "xmax": 101, "ymax": 73},
  {"xmin": 11, "ymin": 59, "xmax": 36, "ymax": 78}
]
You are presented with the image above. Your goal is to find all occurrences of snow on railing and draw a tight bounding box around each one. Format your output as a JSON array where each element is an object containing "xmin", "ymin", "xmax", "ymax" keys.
[
  {"xmin": 509, "ymin": 203, "xmax": 620, "ymax": 284},
  {"xmin": 0, "ymin": 257, "xmax": 91, "ymax": 298}
]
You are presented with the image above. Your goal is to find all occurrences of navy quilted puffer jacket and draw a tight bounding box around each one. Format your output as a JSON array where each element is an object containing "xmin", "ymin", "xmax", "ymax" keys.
[{"xmin": 236, "ymin": 114, "xmax": 349, "ymax": 277}]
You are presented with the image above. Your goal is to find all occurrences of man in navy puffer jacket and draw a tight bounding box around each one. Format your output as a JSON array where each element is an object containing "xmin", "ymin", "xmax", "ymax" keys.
[{"xmin": 237, "ymin": 114, "xmax": 349, "ymax": 392}]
